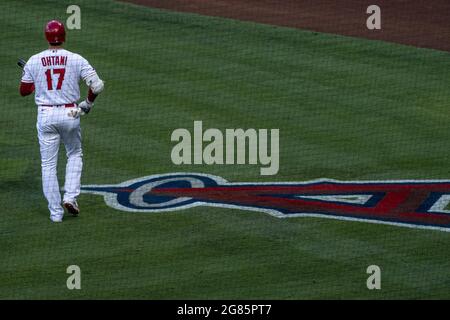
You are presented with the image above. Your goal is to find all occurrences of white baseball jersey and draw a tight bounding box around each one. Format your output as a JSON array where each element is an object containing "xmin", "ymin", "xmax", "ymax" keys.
[{"xmin": 21, "ymin": 48, "xmax": 96, "ymax": 106}]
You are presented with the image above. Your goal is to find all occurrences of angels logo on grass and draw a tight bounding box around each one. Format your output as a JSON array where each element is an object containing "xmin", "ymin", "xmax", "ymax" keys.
[{"xmin": 81, "ymin": 173, "xmax": 450, "ymax": 232}]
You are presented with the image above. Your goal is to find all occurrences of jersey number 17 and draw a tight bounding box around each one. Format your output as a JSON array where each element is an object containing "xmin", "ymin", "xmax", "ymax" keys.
[{"xmin": 45, "ymin": 68, "xmax": 66, "ymax": 90}]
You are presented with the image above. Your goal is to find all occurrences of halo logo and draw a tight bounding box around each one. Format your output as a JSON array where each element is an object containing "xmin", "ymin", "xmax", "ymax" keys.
[{"xmin": 81, "ymin": 173, "xmax": 450, "ymax": 232}]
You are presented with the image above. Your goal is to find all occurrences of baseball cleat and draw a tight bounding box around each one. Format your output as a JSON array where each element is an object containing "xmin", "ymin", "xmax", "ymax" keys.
[
  {"xmin": 50, "ymin": 216, "xmax": 63, "ymax": 223},
  {"xmin": 63, "ymin": 201, "xmax": 80, "ymax": 216}
]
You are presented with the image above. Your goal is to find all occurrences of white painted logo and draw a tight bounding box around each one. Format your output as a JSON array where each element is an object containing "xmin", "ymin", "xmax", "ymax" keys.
[{"xmin": 81, "ymin": 173, "xmax": 450, "ymax": 232}]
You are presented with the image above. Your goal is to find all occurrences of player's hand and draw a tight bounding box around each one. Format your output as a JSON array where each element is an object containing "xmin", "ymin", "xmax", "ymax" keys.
[
  {"xmin": 17, "ymin": 58, "xmax": 26, "ymax": 69},
  {"xmin": 68, "ymin": 100, "xmax": 93, "ymax": 118},
  {"xmin": 78, "ymin": 99, "xmax": 93, "ymax": 114}
]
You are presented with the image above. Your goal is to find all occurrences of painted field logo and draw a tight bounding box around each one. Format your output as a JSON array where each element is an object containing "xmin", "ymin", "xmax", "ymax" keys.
[{"xmin": 81, "ymin": 173, "xmax": 450, "ymax": 232}]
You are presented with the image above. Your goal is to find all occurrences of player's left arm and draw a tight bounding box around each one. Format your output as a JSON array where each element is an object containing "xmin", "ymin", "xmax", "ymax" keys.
[
  {"xmin": 69, "ymin": 57, "xmax": 104, "ymax": 118},
  {"xmin": 80, "ymin": 72, "xmax": 105, "ymax": 112}
]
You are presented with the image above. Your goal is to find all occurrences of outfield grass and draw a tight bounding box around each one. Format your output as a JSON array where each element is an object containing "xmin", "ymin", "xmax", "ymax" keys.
[{"xmin": 1, "ymin": 0, "xmax": 450, "ymax": 299}]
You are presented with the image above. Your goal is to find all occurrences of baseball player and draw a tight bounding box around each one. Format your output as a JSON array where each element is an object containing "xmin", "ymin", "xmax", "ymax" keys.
[{"xmin": 19, "ymin": 20, "xmax": 104, "ymax": 222}]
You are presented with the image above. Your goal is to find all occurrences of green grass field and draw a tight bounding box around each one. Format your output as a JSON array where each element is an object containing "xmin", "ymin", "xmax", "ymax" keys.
[{"xmin": 1, "ymin": 0, "xmax": 450, "ymax": 299}]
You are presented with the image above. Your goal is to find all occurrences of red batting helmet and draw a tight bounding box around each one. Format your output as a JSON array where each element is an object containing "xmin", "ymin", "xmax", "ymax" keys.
[{"xmin": 45, "ymin": 20, "xmax": 65, "ymax": 44}]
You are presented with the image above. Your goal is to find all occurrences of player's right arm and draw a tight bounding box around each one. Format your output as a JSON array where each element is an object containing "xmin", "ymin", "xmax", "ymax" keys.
[
  {"xmin": 19, "ymin": 58, "xmax": 35, "ymax": 96},
  {"xmin": 19, "ymin": 82, "xmax": 35, "ymax": 96}
]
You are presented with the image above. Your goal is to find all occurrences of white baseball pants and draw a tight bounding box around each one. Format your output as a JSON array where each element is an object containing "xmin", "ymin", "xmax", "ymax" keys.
[{"xmin": 37, "ymin": 106, "xmax": 83, "ymax": 220}]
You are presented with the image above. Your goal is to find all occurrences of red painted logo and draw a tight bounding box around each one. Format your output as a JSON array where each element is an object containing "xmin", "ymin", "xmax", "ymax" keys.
[{"xmin": 82, "ymin": 173, "xmax": 450, "ymax": 232}]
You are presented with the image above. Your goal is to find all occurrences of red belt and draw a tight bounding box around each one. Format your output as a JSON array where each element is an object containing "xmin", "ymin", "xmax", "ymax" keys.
[{"xmin": 40, "ymin": 103, "xmax": 76, "ymax": 108}]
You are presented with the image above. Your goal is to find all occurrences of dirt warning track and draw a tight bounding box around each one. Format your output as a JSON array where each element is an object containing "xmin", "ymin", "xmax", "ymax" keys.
[{"xmin": 121, "ymin": 0, "xmax": 450, "ymax": 52}]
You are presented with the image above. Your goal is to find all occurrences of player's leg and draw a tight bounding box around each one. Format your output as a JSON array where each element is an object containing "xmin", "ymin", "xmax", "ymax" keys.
[
  {"xmin": 60, "ymin": 116, "xmax": 83, "ymax": 210},
  {"xmin": 37, "ymin": 111, "xmax": 63, "ymax": 222}
]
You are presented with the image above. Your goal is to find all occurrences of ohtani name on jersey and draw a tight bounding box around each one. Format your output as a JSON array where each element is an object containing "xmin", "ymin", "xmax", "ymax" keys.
[{"xmin": 41, "ymin": 56, "xmax": 67, "ymax": 67}]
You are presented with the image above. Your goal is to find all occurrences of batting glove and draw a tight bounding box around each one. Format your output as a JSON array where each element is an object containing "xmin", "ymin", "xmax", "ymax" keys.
[{"xmin": 68, "ymin": 100, "xmax": 93, "ymax": 118}]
